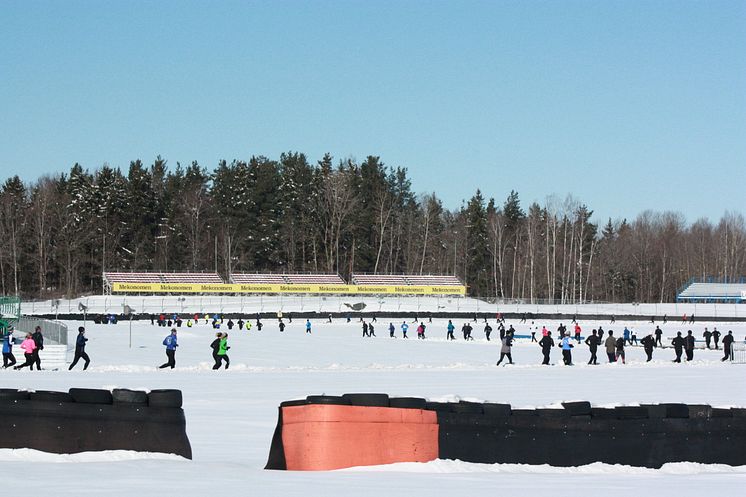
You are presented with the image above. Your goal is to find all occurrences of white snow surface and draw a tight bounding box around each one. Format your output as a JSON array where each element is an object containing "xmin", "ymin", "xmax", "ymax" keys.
[
  {"xmin": 23, "ymin": 294, "xmax": 746, "ymax": 318},
  {"xmin": 3, "ymin": 316, "xmax": 746, "ymax": 495}
]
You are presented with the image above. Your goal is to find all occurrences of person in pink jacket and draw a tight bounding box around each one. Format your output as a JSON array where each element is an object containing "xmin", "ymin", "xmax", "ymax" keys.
[{"xmin": 14, "ymin": 333, "xmax": 38, "ymax": 370}]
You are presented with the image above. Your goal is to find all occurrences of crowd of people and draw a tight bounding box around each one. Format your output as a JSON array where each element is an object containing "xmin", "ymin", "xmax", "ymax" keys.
[{"xmin": 1, "ymin": 312, "xmax": 743, "ymax": 371}]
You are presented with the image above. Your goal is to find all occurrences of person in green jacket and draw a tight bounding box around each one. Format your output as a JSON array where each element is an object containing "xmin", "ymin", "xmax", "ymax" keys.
[{"xmin": 211, "ymin": 332, "xmax": 230, "ymax": 370}]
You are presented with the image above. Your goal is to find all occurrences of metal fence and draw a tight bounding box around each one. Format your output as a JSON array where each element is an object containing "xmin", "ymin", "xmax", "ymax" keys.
[{"xmin": 16, "ymin": 317, "xmax": 68, "ymax": 346}]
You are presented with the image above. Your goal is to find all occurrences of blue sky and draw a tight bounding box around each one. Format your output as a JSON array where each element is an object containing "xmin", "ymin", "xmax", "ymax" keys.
[{"xmin": 1, "ymin": 0, "xmax": 744, "ymax": 224}]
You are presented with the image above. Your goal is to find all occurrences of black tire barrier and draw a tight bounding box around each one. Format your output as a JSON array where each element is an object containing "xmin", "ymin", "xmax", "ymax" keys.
[
  {"xmin": 267, "ymin": 395, "xmax": 746, "ymax": 470},
  {"xmin": 0, "ymin": 389, "xmax": 29, "ymax": 400},
  {"xmin": 390, "ymin": 397, "xmax": 428, "ymax": 409},
  {"xmin": 537, "ymin": 408, "xmax": 569, "ymax": 418},
  {"xmin": 614, "ymin": 406, "xmax": 648, "ymax": 419},
  {"xmin": 454, "ymin": 401, "xmax": 484, "ymax": 414},
  {"xmin": 342, "ymin": 393, "xmax": 390, "ymax": 407},
  {"xmin": 662, "ymin": 403, "xmax": 689, "ymax": 418},
  {"xmin": 511, "ymin": 409, "xmax": 538, "ymax": 417},
  {"xmin": 483, "ymin": 403, "xmax": 512, "ymax": 417},
  {"xmin": 148, "ymin": 389, "xmax": 183, "ymax": 408},
  {"xmin": 590, "ymin": 407, "xmax": 616, "ymax": 419},
  {"xmin": 69, "ymin": 388, "xmax": 113, "ymax": 405},
  {"xmin": 112, "ymin": 388, "xmax": 148, "ymax": 405},
  {"xmin": 562, "ymin": 401, "xmax": 591, "ymax": 416},
  {"xmin": 305, "ymin": 395, "xmax": 350, "ymax": 405},
  {"xmin": 0, "ymin": 388, "xmax": 191, "ymax": 459},
  {"xmin": 642, "ymin": 404, "xmax": 668, "ymax": 418},
  {"xmin": 424, "ymin": 401, "xmax": 451, "ymax": 412},
  {"xmin": 30, "ymin": 391, "xmax": 73, "ymax": 403}
]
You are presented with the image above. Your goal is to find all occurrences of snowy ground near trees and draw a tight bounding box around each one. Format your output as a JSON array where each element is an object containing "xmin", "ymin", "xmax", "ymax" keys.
[
  {"xmin": 21, "ymin": 294, "xmax": 746, "ymax": 319},
  {"xmin": 3, "ymin": 316, "xmax": 746, "ymax": 496}
]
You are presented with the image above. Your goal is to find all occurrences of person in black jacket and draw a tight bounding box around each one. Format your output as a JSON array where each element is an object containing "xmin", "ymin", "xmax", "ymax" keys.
[
  {"xmin": 703, "ymin": 328, "xmax": 712, "ymax": 349},
  {"xmin": 641, "ymin": 333, "xmax": 655, "ymax": 362},
  {"xmin": 585, "ymin": 330, "xmax": 599, "ymax": 365},
  {"xmin": 539, "ymin": 331, "xmax": 554, "ymax": 365},
  {"xmin": 483, "ymin": 323, "xmax": 492, "ymax": 342},
  {"xmin": 31, "ymin": 326, "xmax": 44, "ymax": 370},
  {"xmin": 654, "ymin": 326, "xmax": 663, "ymax": 347},
  {"xmin": 68, "ymin": 327, "xmax": 90, "ymax": 370},
  {"xmin": 684, "ymin": 330, "xmax": 696, "ymax": 361},
  {"xmin": 210, "ymin": 332, "xmax": 222, "ymax": 369},
  {"xmin": 713, "ymin": 328, "xmax": 721, "ymax": 349},
  {"xmin": 721, "ymin": 331, "xmax": 734, "ymax": 362},
  {"xmin": 615, "ymin": 335, "xmax": 626, "ymax": 364},
  {"xmin": 672, "ymin": 331, "xmax": 685, "ymax": 363}
]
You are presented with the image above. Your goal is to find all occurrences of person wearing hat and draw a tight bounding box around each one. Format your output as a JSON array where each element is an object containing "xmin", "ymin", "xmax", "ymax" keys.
[
  {"xmin": 159, "ymin": 329, "xmax": 178, "ymax": 369},
  {"xmin": 68, "ymin": 326, "xmax": 90, "ymax": 370}
]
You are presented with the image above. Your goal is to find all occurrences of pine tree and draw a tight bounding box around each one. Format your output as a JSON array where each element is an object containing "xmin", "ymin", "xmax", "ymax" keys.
[{"xmin": 465, "ymin": 190, "xmax": 490, "ymax": 296}]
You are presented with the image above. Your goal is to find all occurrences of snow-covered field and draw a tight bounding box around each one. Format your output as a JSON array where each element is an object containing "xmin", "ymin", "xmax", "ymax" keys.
[
  {"xmin": 3, "ymin": 316, "xmax": 746, "ymax": 496},
  {"xmin": 22, "ymin": 294, "xmax": 746, "ymax": 319}
]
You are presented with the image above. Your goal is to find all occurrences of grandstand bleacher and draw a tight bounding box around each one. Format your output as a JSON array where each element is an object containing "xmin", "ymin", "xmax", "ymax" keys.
[
  {"xmin": 230, "ymin": 273, "xmax": 288, "ymax": 285},
  {"xmin": 103, "ymin": 272, "xmax": 225, "ymax": 295},
  {"xmin": 405, "ymin": 275, "xmax": 462, "ymax": 286},
  {"xmin": 352, "ymin": 274, "xmax": 409, "ymax": 285},
  {"xmin": 104, "ymin": 272, "xmax": 165, "ymax": 284},
  {"xmin": 285, "ymin": 274, "xmax": 346, "ymax": 285},
  {"xmin": 352, "ymin": 274, "xmax": 464, "ymax": 287},
  {"xmin": 677, "ymin": 280, "xmax": 746, "ymax": 303},
  {"xmin": 104, "ymin": 271, "xmax": 465, "ymax": 295},
  {"xmin": 160, "ymin": 273, "xmax": 223, "ymax": 283}
]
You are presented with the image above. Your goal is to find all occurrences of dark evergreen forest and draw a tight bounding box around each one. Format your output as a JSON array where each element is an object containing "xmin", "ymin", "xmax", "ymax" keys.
[{"xmin": 1, "ymin": 153, "xmax": 743, "ymax": 302}]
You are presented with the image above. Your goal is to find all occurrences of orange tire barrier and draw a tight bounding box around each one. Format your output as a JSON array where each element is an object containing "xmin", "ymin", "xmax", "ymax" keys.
[{"xmin": 281, "ymin": 404, "xmax": 438, "ymax": 470}]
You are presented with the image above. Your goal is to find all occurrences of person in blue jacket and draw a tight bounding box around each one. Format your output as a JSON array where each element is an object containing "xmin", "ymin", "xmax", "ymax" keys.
[
  {"xmin": 305, "ymin": 319, "xmax": 312, "ymax": 334},
  {"xmin": 159, "ymin": 329, "xmax": 178, "ymax": 369},
  {"xmin": 447, "ymin": 320, "xmax": 455, "ymax": 340},
  {"xmin": 68, "ymin": 326, "xmax": 90, "ymax": 370},
  {"xmin": 559, "ymin": 332, "xmax": 574, "ymax": 365},
  {"xmin": 623, "ymin": 327, "xmax": 631, "ymax": 346},
  {"xmin": 2, "ymin": 326, "xmax": 16, "ymax": 368},
  {"xmin": 401, "ymin": 321, "xmax": 409, "ymax": 339}
]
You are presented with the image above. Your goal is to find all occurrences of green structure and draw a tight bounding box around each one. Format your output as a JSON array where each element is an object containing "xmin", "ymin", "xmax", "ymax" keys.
[{"xmin": 0, "ymin": 296, "xmax": 21, "ymax": 335}]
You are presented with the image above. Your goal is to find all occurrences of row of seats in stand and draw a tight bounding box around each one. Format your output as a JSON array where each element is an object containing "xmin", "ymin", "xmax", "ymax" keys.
[
  {"xmin": 230, "ymin": 274, "xmax": 288, "ymax": 284},
  {"xmin": 351, "ymin": 274, "xmax": 463, "ymax": 286},
  {"xmin": 160, "ymin": 273, "xmax": 223, "ymax": 283},
  {"xmin": 230, "ymin": 274, "xmax": 345, "ymax": 285},
  {"xmin": 104, "ymin": 272, "xmax": 223, "ymax": 284},
  {"xmin": 678, "ymin": 282, "xmax": 746, "ymax": 300}
]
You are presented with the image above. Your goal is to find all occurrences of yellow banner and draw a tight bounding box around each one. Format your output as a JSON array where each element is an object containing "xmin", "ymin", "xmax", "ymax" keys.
[{"xmin": 111, "ymin": 282, "xmax": 466, "ymax": 295}]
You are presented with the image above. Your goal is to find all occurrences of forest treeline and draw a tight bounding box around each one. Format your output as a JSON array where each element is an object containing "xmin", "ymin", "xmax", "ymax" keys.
[{"xmin": 0, "ymin": 152, "xmax": 744, "ymax": 303}]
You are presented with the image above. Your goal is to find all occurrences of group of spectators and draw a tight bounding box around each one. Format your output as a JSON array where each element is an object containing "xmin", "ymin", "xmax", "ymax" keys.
[{"xmin": 2, "ymin": 325, "xmax": 45, "ymax": 370}]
